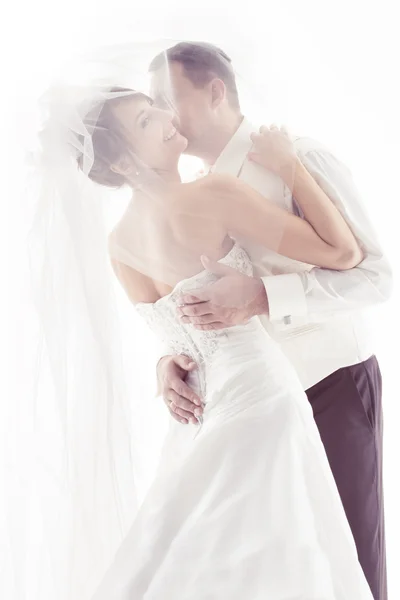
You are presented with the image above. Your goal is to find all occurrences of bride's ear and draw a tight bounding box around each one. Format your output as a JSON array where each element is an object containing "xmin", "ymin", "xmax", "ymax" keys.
[{"xmin": 110, "ymin": 157, "xmax": 139, "ymax": 178}]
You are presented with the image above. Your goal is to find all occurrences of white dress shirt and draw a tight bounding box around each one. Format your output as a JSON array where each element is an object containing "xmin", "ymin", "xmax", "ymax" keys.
[{"xmin": 205, "ymin": 118, "xmax": 393, "ymax": 389}]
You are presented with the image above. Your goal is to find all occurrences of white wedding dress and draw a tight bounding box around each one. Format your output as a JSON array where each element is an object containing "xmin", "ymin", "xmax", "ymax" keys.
[{"xmin": 92, "ymin": 243, "xmax": 373, "ymax": 600}]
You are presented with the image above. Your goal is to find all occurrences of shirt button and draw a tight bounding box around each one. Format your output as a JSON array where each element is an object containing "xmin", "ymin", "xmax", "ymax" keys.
[{"xmin": 283, "ymin": 315, "xmax": 292, "ymax": 325}]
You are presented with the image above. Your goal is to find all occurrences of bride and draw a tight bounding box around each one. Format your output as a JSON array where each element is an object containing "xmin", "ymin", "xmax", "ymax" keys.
[{"xmin": 37, "ymin": 83, "xmax": 373, "ymax": 599}]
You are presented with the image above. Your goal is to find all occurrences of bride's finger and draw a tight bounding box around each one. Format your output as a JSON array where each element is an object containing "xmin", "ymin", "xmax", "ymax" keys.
[
  {"xmin": 280, "ymin": 125, "xmax": 289, "ymax": 136},
  {"xmin": 270, "ymin": 123, "xmax": 279, "ymax": 131},
  {"xmin": 259, "ymin": 125, "xmax": 269, "ymax": 135}
]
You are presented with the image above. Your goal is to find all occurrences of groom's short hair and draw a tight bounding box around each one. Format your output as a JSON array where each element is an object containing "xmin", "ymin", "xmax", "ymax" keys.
[{"xmin": 149, "ymin": 42, "xmax": 240, "ymax": 111}]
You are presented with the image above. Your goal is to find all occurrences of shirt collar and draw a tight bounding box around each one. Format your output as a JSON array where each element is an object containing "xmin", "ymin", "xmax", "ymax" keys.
[{"xmin": 205, "ymin": 117, "xmax": 256, "ymax": 176}]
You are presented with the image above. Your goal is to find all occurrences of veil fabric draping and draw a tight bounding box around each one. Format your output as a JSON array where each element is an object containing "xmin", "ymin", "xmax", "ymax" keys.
[{"xmin": 24, "ymin": 40, "xmax": 295, "ymax": 599}]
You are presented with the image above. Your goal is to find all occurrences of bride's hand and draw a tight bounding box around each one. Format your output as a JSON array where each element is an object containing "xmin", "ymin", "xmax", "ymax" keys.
[{"xmin": 248, "ymin": 124, "xmax": 297, "ymax": 180}]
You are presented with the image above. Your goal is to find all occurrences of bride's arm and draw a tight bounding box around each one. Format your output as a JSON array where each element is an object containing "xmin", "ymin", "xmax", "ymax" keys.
[{"xmin": 200, "ymin": 166, "xmax": 363, "ymax": 270}]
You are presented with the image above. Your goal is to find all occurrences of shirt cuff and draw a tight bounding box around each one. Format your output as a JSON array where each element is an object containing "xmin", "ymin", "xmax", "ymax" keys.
[{"xmin": 261, "ymin": 273, "xmax": 308, "ymax": 326}]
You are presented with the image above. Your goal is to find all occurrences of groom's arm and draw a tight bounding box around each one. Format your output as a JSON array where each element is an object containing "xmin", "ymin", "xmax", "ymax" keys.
[
  {"xmin": 177, "ymin": 142, "xmax": 392, "ymax": 332},
  {"xmin": 261, "ymin": 141, "xmax": 393, "ymax": 327}
]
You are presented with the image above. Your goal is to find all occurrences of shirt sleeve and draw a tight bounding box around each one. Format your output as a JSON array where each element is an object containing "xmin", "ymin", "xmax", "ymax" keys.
[{"xmin": 261, "ymin": 142, "xmax": 393, "ymax": 326}]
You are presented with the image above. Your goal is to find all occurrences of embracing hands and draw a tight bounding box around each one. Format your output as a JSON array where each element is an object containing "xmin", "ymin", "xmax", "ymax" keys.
[
  {"xmin": 158, "ymin": 125, "xmax": 293, "ymax": 424},
  {"xmin": 157, "ymin": 259, "xmax": 269, "ymax": 423},
  {"xmin": 248, "ymin": 124, "xmax": 298, "ymax": 182},
  {"xmin": 177, "ymin": 257, "xmax": 269, "ymax": 331},
  {"xmin": 157, "ymin": 354, "xmax": 204, "ymax": 424},
  {"xmin": 157, "ymin": 258, "xmax": 269, "ymax": 423}
]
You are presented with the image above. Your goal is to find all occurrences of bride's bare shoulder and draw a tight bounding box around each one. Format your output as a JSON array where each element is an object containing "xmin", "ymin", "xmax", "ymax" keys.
[
  {"xmin": 175, "ymin": 174, "xmax": 240, "ymax": 212},
  {"xmin": 193, "ymin": 173, "xmax": 238, "ymax": 190}
]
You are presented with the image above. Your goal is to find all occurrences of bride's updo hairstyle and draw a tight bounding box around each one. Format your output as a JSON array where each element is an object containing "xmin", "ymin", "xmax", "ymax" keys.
[{"xmin": 76, "ymin": 87, "xmax": 146, "ymax": 189}]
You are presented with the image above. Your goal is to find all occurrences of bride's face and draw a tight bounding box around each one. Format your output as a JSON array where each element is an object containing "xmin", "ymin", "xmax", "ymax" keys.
[
  {"xmin": 112, "ymin": 95, "xmax": 188, "ymax": 173},
  {"xmin": 150, "ymin": 62, "xmax": 213, "ymax": 153}
]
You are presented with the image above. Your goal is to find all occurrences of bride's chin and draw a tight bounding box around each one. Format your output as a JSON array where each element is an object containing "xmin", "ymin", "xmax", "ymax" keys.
[
  {"xmin": 176, "ymin": 133, "xmax": 188, "ymax": 152},
  {"xmin": 168, "ymin": 134, "xmax": 188, "ymax": 159}
]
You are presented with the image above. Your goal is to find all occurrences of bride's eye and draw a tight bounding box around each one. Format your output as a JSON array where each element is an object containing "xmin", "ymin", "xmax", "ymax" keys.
[{"xmin": 140, "ymin": 116, "xmax": 150, "ymax": 129}]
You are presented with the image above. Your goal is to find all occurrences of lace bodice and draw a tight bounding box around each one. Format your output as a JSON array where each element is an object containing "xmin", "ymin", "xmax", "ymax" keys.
[{"xmin": 135, "ymin": 244, "xmax": 253, "ymax": 386}]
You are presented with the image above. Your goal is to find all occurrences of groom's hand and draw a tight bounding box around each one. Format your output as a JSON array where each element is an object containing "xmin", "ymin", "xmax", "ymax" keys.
[
  {"xmin": 157, "ymin": 355, "xmax": 203, "ymax": 424},
  {"xmin": 177, "ymin": 257, "xmax": 269, "ymax": 330}
]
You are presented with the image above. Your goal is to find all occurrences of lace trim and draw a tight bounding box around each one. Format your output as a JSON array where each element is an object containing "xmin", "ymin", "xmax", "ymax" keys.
[{"xmin": 135, "ymin": 243, "xmax": 253, "ymax": 371}]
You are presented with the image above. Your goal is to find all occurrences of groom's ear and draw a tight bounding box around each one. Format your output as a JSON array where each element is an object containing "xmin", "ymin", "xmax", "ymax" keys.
[{"xmin": 210, "ymin": 78, "xmax": 226, "ymax": 109}]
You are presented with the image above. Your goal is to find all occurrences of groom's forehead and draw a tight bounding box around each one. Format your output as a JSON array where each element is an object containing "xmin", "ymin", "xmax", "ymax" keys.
[{"xmin": 150, "ymin": 62, "xmax": 191, "ymax": 97}]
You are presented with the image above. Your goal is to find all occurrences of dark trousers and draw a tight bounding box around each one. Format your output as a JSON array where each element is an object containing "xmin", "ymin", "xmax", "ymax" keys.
[{"xmin": 306, "ymin": 356, "xmax": 387, "ymax": 600}]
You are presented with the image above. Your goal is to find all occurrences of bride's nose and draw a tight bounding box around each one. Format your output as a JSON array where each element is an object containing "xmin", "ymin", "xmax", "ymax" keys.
[
  {"xmin": 161, "ymin": 108, "xmax": 176, "ymax": 124},
  {"xmin": 156, "ymin": 109, "xmax": 179, "ymax": 133}
]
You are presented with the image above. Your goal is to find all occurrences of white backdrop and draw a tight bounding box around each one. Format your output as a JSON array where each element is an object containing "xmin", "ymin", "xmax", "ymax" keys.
[{"xmin": 2, "ymin": 0, "xmax": 399, "ymax": 598}]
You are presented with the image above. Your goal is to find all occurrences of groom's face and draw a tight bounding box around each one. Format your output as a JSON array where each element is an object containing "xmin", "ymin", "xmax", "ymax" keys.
[{"xmin": 150, "ymin": 61, "xmax": 213, "ymax": 153}]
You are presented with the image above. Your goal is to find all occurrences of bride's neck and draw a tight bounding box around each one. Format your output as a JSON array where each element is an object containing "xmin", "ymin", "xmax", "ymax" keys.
[
  {"xmin": 133, "ymin": 168, "xmax": 181, "ymax": 189},
  {"xmin": 134, "ymin": 170, "xmax": 182, "ymax": 200},
  {"xmin": 157, "ymin": 167, "xmax": 181, "ymax": 183}
]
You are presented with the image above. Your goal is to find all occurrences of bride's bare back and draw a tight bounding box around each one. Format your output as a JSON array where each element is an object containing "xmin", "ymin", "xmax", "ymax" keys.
[
  {"xmin": 110, "ymin": 168, "xmax": 362, "ymax": 305},
  {"xmin": 109, "ymin": 177, "xmax": 234, "ymax": 302}
]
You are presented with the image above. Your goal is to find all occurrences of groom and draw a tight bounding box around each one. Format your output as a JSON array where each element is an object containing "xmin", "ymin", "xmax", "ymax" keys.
[{"xmin": 149, "ymin": 42, "xmax": 391, "ymax": 600}]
